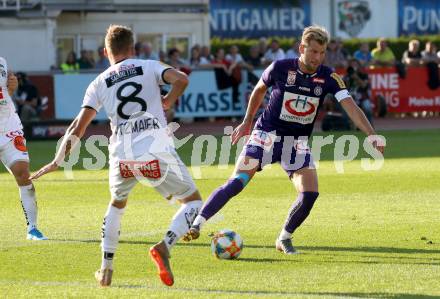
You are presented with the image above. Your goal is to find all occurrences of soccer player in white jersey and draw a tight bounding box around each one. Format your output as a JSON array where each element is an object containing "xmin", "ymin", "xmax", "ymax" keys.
[
  {"xmin": 0, "ymin": 57, "xmax": 47, "ymax": 241},
  {"xmin": 30, "ymin": 25, "xmax": 203, "ymax": 287}
]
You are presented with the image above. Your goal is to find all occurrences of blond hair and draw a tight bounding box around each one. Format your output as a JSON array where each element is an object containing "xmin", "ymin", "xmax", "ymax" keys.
[
  {"xmin": 105, "ymin": 24, "xmax": 134, "ymax": 56},
  {"xmin": 301, "ymin": 25, "xmax": 330, "ymax": 46},
  {"xmin": 409, "ymin": 39, "xmax": 420, "ymax": 47}
]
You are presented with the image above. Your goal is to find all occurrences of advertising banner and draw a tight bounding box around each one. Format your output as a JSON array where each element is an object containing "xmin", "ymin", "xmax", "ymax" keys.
[
  {"xmin": 368, "ymin": 67, "xmax": 440, "ymax": 113},
  {"xmin": 175, "ymin": 70, "xmax": 246, "ymax": 117},
  {"xmin": 210, "ymin": 0, "xmax": 311, "ymax": 38},
  {"xmin": 334, "ymin": 0, "xmax": 398, "ymax": 38},
  {"xmin": 54, "ymin": 74, "xmax": 108, "ymax": 121},
  {"xmin": 399, "ymin": 0, "xmax": 440, "ymax": 36},
  {"xmin": 53, "ymin": 66, "xmax": 440, "ymax": 120}
]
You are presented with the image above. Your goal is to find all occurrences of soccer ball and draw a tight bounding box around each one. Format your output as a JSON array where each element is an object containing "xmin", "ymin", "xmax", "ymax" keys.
[{"xmin": 211, "ymin": 229, "xmax": 243, "ymax": 260}]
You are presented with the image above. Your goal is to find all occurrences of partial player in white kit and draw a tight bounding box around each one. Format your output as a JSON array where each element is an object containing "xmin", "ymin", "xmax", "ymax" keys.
[
  {"xmin": 30, "ymin": 25, "xmax": 203, "ymax": 287},
  {"xmin": 0, "ymin": 56, "xmax": 47, "ymax": 241}
]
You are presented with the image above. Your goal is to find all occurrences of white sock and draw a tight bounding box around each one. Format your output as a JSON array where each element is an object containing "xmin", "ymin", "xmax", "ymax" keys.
[
  {"xmin": 278, "ymin": 228, "xmax": 292, "ymax": 241},
  {"xmin": 101, "ymin": 204, "xmax": 125, "ymax": 270},
  {"xmin": 192, "ymin": 215, "xmax": 207, "ymax": 228},
  {"xmin": 164, "ymin": 200, "xmax": 202, "ymax": 251},
  {"xmin": 19, "ymin": 184, "xmax": 37, "ymax": 232}
]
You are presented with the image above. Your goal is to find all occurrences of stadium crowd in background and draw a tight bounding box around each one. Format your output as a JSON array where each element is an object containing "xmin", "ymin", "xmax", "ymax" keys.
[
  {"xmin": 52, "ymin": 36, "xmax": 440, "ymax": 124},
  {"xmin": 57, "ymin": 36, "xmax": 440, "ymax": 74}
]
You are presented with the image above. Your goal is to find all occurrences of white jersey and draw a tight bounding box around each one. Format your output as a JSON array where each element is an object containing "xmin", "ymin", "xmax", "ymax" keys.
[
  {"xmin": 0, "ymin": 57, "xmax": 23, "ymax": 146},
  {"xmin": 82, "ymin": 59, "xmax": 173, "ymax": 161}
]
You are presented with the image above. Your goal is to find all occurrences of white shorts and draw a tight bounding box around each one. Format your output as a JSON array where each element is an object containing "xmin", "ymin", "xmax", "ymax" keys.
[
  {"xmin": 0, "ymin": 132, "xmax": 29, "ymax": 169},
  {"xmin": 109, "ymin": 150, "xmax": 197, "ymax": 201}
]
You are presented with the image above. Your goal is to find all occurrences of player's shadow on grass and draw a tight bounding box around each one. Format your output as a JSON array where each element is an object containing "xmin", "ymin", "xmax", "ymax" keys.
[
  {"xmin": 53, "ymin": 239, "xmax": 440, "ymax": 255},
  {"xmin": 305, "ymin": 292, "xmax": 440, "ymax": 299},
  {"xmin": 109, "ymin": 285, "xmax": 439, "ymax": 299},
  {"xmin": 233, "ymin": 257, "xmax": 294, "ymax": 263},
  {"xmin": 298, "ymin": 245, "xmax": 440, "ymax": 255}
]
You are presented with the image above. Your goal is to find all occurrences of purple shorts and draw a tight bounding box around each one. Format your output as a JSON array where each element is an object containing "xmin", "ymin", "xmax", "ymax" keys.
[{"xmin": 241, "ymin": 130, "xmax": 315, "ymax": 177}]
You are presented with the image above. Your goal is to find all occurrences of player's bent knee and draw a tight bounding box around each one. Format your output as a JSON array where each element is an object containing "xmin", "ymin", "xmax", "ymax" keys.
[
  {"xmin": 15, "ymin": 170, "xmax": 31, "ymax": 186},
  {"xmin": 111, "ymin": 199, "xmax": 127, "ymax": 209},
  {"xmin": 179, "ymin": 190, "xmax": 202, "ymax": 203}
]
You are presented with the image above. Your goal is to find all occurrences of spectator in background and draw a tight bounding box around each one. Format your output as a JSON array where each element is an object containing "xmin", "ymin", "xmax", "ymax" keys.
[
  {"xmin": 343, "ymin": 59, "xmax": 373, "ymax": 124},
  {"xmin": 78, "ymin": 50, "xmax": 95, "ymax": 69},
  {"xmin": 353, "ymin": 42, "xmax": 372, "ymax": 66},
  {"xmin": 335, "ymin": 38, "xmax": 350, "ymax": 59},
  {"xmin": 421, "ymin": 41, "xmax": 440, "ymax": 90},
  {"xmin": 211, "ymin": 48, "xmax": 232, "ymax": 72},
  {"xmin": 200, "ymin": 45, "xmax": 214, "ymax": 62},
  {"xmin": 285, "ymin": 40, "xmax": 300, "ymax": 59},
  {"xmin": 14, "ymin": 72, "xmax": 40, "ymax": 122},
  {"xmin": 95, "ymin": 46, "xmax": 110, "ymax": 69},
  {"xmin": 263, "ymin": 39, "xmax": 285, "ymax": 65},
  {"xmin": 402, "ymin": 39, "xmax": 422, "ymax": 66},
  {"xmin": 257, "ymin": 37, "xmax": 268, "ymax": 58},
  {"xmin": 225, "ymin": 45, "xmax": 244, "ymax": 64},
  {"xmin": 212, "ymin": 48, "xmax": 241, "ymax": 104},
  {"xmin": 60, "ymin": 51, "xmax": 79, "ymax": 74},
  {"xmin": 189, "ymin": 45, "xmax": 210, "ymax": 69},
  {"xmin": 421, "ymin": 41, "xmax": 440, "ymax": 64},
  {"xmin": 140, "ymin": 42, "xmax": 159, "ymax": 60},
  {"xmin": 158, "ymin": 50, "xmax": 166, "ymax": 63},
  {"xmin": 167, "ymin": 48, "xmax": 190, "ymax": 71},
  {"xmin": 244, "ymin": 45, "xmax": 262, "ymax": 69},
  {"xmin": 324, "ymin": 39, "xmax": 347, "ymax": 69},
  {"xmin": 371, "ymin": 38, "xmax": 395, "ymax": 67},
  {"xmin": 134, "ymin": 41, "xmax": 143, "ymax": 58}
]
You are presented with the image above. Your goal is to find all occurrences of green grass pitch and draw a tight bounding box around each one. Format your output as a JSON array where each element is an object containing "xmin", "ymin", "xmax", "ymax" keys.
[{"xmin": 0, "ymin": 129, "xmax": 439, "ymax": 298}]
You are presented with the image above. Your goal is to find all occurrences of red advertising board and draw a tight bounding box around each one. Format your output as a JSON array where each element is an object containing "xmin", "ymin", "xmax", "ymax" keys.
[
  {"xmin": 366, "ymin": 67, "xmax": 440, "ymax": 113},
  {"xmin": 28, "ymin": 74, "xmax": 55, "ymax": 119}
]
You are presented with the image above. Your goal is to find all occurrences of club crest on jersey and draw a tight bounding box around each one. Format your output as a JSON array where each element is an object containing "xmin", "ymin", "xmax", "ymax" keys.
[
  {"xmin": 314, "ymin": 85, "xmax": 323, "ymax": 96},
  {"xmin": 280, "ymin": 92, "xmax": 320, "ymax": 124},
  {"xmin": 286, "ymin": 70, "xmax": 296, "ymax": 86}
]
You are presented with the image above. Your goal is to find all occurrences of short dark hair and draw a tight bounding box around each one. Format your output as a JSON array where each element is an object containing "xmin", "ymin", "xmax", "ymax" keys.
[
  {"xmin": 168, "ymin": 48, "xmax": 179, "ymax": 57},
  {"xmin": 105, "ymin": 24, "xmax": 134, "ymax": 56}
]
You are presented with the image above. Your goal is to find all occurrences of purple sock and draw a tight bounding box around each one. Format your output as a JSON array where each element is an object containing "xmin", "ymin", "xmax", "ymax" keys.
[
  {"xmin": 284, "ymin": 192, "xmax": 319, "ymax": 234},
  {"xmin": 199, "ymin": 178, "xmax": 245, "ymax": 220}
]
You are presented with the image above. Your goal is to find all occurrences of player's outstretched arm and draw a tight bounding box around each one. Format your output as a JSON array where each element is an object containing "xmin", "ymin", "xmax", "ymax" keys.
[
  {"xmin": 231, "ymin": 79, "xmax": 267, "ymax": 145},
  {"xmin": 162, "ymin": 68, "xmax": 189, "ymax": 110},
  {"xmin": 30, "ymin": 107, "xmax": 97, "ymax": 180},
  {"xmin": 340, "ymin": 97, "xmax": 385, "ymax": 153},
  {"xmin": 7, "ymin": 71, "xmax": 18, "ymax": 96}
]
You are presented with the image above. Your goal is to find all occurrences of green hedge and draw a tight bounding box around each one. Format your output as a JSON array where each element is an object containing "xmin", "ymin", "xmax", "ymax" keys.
[{"xmin": 211, "ymin": 35, "xmax": 440, "ymax": 61}]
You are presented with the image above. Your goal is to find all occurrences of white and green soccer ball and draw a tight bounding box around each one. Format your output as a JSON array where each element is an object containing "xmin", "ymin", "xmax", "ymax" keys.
[{"xmin": 211, "ymin": 229, "xmax": 243, "ymax": 260}]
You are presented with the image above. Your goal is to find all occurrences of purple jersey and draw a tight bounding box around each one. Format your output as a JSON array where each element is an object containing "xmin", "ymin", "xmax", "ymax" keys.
[{"xmin": 257, "ymin": 58, "xmax": 350, "ymax": 137}]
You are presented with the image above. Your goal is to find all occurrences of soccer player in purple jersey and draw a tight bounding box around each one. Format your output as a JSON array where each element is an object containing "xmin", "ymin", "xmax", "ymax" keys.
[{"xmin": 185, "ymin": 25, "xmax": 384, "ymax": 254}]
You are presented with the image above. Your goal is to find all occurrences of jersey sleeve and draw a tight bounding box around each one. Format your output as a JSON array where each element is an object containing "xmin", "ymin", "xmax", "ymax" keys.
[
  {"xmin": 82, "ymin": 77, "xmax": 103, "ymax": 112},
  {"xmin": 261, "ymin": 61, "xmax": 275, "ymax": 87},
  {"xmin": 0, "ymin": 57, "xmax": 7, "ymax": 88},
  {"xmin": 151, "ymin": 61, "xmax": 173, "ymax": 85},
  {"xmin": 328, "ymin": 72, "xmax": 351, "ymax": 102}
]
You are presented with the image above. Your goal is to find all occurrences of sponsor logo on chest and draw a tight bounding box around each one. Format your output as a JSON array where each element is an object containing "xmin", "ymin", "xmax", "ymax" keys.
[{"xmin": 279, "ymin": 91, "xmax": 319, "ymax": 124}]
